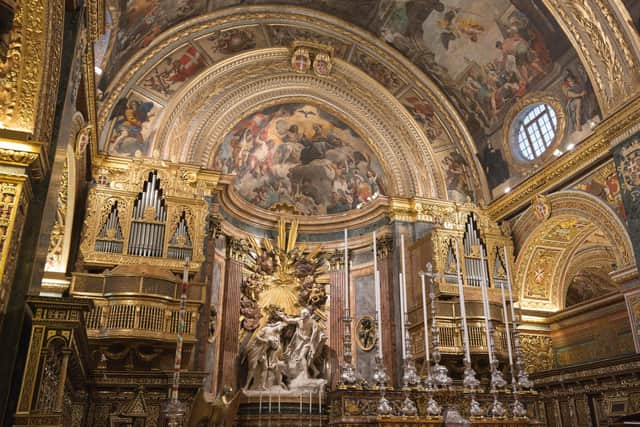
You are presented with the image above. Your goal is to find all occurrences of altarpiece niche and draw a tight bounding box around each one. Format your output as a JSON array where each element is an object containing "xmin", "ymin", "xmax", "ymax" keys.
[{"xmin": 239, "ymin": 219, "xmax": 329, "ymax": 394}]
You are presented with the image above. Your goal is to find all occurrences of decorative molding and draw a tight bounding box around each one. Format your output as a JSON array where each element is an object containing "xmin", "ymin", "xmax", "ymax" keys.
[
  {"xmin": 0, "ymin": 137, "xmax": 48, "ymax": 179},
  {"xmin": 514, "ymin": 190, "xmax": 634, "ymax": 311}
]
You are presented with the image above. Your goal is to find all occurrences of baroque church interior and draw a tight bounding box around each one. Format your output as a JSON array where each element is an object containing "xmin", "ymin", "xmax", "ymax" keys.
[{"xmin": 2, "ymin": 0, "xmax": 640, "ymax": 426}]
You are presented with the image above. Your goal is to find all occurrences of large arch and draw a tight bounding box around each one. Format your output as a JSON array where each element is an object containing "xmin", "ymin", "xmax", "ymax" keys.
[
  {"xmin": 513, "ymin": 190, "xmax": 634, "ymax": 311},
  {"xmin": 150, "ymin": 48, "xmax": 446, "ymax": 200},
  {"xmin": 95, "ymin": 6, "xmax": 488, "ymax": 202}
]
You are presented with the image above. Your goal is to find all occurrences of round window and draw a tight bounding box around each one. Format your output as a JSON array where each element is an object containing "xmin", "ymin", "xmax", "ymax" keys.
[{"xmin": 515, "ymin": 103, "xmax": 558, "ymax": 160}]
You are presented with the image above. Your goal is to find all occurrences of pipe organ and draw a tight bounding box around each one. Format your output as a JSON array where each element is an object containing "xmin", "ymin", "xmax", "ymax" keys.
[
  {"xmin": 128, "ymin": 171, "xmax": 167, "ymax": 258},
  {"xmin": 463, "ymin": 214, "xmax": 489, "ymax": 288},
  {"xmin": 80, "ymin": 157, "xmax": 219, "ymax": 271},
  {"xmin": 167, "ymin": 211, "xmax": 193, "ymax": 261},
  {"xmin": 407, "ymin": 209, "xmax": 515, "ymax": 362}
]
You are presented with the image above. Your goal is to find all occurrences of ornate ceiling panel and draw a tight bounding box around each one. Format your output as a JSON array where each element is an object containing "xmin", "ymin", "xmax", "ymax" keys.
[
  {"xmin": 93, "ymin": 1, "xmax": 640, "ymax": 203},
  {"xmin": 95, "ymin": 9, "xmax": 487, "ymax": 203}
]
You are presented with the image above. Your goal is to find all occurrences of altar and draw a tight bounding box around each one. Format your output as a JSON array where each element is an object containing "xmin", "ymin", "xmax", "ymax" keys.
[{"xmin": 230, "ymin": 388, "xmax": 537, "ymax": 426}]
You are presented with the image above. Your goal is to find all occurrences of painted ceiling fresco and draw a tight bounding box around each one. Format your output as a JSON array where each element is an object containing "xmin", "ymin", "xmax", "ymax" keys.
[
  {"xmin": 97, "ymin": 0, "xmax": 601, "ymax": 201},
  {"xmin": 214, "ymin": 103, "xmax": 386, "ymax": 215}
]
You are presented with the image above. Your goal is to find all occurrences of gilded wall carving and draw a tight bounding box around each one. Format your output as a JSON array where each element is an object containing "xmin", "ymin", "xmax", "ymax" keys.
[
  {"xmin": 520, "ymin": 334, "xmax": 554, "ymax": 373},
  {"xmin": 45, "ymin": 156, "xmax": 67, "ymax": 271},
  {"xmin": 0, "ymin": 0, "xmax": 63, "ymax": 140},
  {"xmin": 0, "ymin": 177, "xmax": 27, "ymax": 317}
]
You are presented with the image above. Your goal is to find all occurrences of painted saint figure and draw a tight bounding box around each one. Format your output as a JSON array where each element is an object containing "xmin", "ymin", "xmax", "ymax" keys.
[{"xmin": 562, "ymin": 69, "xmax": 590, "ymax": 132}]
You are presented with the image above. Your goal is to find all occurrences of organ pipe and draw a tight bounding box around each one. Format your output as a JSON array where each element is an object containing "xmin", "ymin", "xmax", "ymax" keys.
[
  {"xmin": 128, "ymin": 171, "xmax": 166, "ymax": 257},
  {"xmin": 95, "ymin": 202, "xmax": 123, "ymax": 254}
]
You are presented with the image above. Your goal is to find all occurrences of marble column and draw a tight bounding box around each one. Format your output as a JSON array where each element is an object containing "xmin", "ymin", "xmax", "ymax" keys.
[
  {"xmin": 216, "ymin": 237, "xmax": 245, "ymax": 392},
  {"xmin": 376, "ymin": 236, "xmax": 397, "ymax": 386},
  {"xmin": 328, "ymin": 251, "xmax": 346, "ymax": 389}
]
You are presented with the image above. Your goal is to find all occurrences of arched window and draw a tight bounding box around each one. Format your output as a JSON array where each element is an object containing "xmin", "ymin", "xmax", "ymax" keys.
[{"xmin": 516, "ymin": 103, "xmax": 558, "ymax": 160}]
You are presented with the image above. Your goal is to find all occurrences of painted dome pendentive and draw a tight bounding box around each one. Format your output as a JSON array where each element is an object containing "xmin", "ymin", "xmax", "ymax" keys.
[{"xmin": 213, "ymin": 103, "xmax": 387, "ymax": 215}]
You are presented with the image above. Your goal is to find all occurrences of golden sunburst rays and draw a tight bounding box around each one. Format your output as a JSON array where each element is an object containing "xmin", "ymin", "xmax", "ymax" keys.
[{"xmin": 241, "ymin": 218, "xmax": 329, "ymax": 342}]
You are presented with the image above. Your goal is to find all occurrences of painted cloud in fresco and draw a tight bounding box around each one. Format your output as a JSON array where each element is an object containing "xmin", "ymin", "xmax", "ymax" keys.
[{"xmin": 214, "ymin": 103, "xmax": 386, "ymax": 215}]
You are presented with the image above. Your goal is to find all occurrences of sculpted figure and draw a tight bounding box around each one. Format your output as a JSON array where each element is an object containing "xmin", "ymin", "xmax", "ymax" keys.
[
  {"xmin": 243, "ymin": 320, "xmax": 287, "ymax": 390},
  {"xmin": 279, "ymin": 307, "xmax": 329, "ymax": 385},
  {"xmin": 282, "ymin": 308, "xmax": 318, "ymax": 365}
]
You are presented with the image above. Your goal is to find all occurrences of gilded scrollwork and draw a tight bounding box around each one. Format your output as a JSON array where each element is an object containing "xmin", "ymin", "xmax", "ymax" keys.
[
  {"xmin": 520, "ymin": 334, "xmax": 553, "ymax": 374},
  {"xmin": 45, "ymin": 157, "xmax": 68, "ymax": 271},
  {"xmin": 543, "ymin": 0, "xmax": 640, "ymax": 116}
]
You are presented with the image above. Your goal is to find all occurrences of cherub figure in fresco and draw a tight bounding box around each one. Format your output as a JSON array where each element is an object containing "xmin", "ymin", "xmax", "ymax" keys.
[
  {"xmin": 438, "ymin": 7, "xmax": 485, "ymax": 50},
  {"xmin": 109, "ymin": 97, "xmax": 155, "ymax": 156}
]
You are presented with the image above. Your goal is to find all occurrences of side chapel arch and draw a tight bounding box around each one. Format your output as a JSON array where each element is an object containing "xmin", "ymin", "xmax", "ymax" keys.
[{"xmin": 513, "ymin": 190, "xmax": 634, "ymax": 311}]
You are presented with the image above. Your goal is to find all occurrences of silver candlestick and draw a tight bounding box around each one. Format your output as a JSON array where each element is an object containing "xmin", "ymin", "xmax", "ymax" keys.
[
  {"xmin": 339, "ymin": 311, "xmax": 357, "ymax": 386},
  {"xmin": 373, "ymin": 313, "xmax": 391, "ymax": 415},
  {"xmin": 426, "ymin": 263, "xmax": 452, "ymax": 389},
  {"xmin": 453, "ymin": 241, "xmax": 481, "ymax": 417},
  {"xmin": 401, "ymin": 315, "xmax": 421, "ymax": 388},
  {"xmin": 479, "ymin": 247, "xmax": 506, "ymax": 418},
  {"xmin": 503, "ymin": 246, "xmax": 534, "ymax": 393}
]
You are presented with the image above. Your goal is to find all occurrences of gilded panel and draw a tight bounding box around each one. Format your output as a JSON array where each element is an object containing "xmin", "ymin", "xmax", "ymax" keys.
[{"xmin": 523, "ymin": 246, "xmax": 560, "ymax": 300}]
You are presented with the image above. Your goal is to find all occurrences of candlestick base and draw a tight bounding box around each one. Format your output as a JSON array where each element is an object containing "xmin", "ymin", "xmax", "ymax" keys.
[
  {"xmin": 377, "ymin": 386, "xmax": 394, "ymax": 416},
  {"xmin": 489, "ymin": 395, "xmax": 506, "ymax": 418},
  {"xmin": 163, "ymin": 399, "xmax": 185, "ymax": 427},
  {"xmin": 373, "ymin": 355, "xmax": 389, "ymax": 388},
  {"xmin": 400, "ymin": 389, "xmax": 418, "ymax": 417},
  {"xmin": 338, "ymin": 362, "xmax": 358, "ymax": 388},
  {"xmin": 512, "ymin": 396, "xmax": 528, "ymax": 418}
]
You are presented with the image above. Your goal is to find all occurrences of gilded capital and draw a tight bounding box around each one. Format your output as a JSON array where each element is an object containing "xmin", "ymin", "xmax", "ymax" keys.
[{"xmin": 226, "ymin": 237, "xmax": 248, "ymax": 262}]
